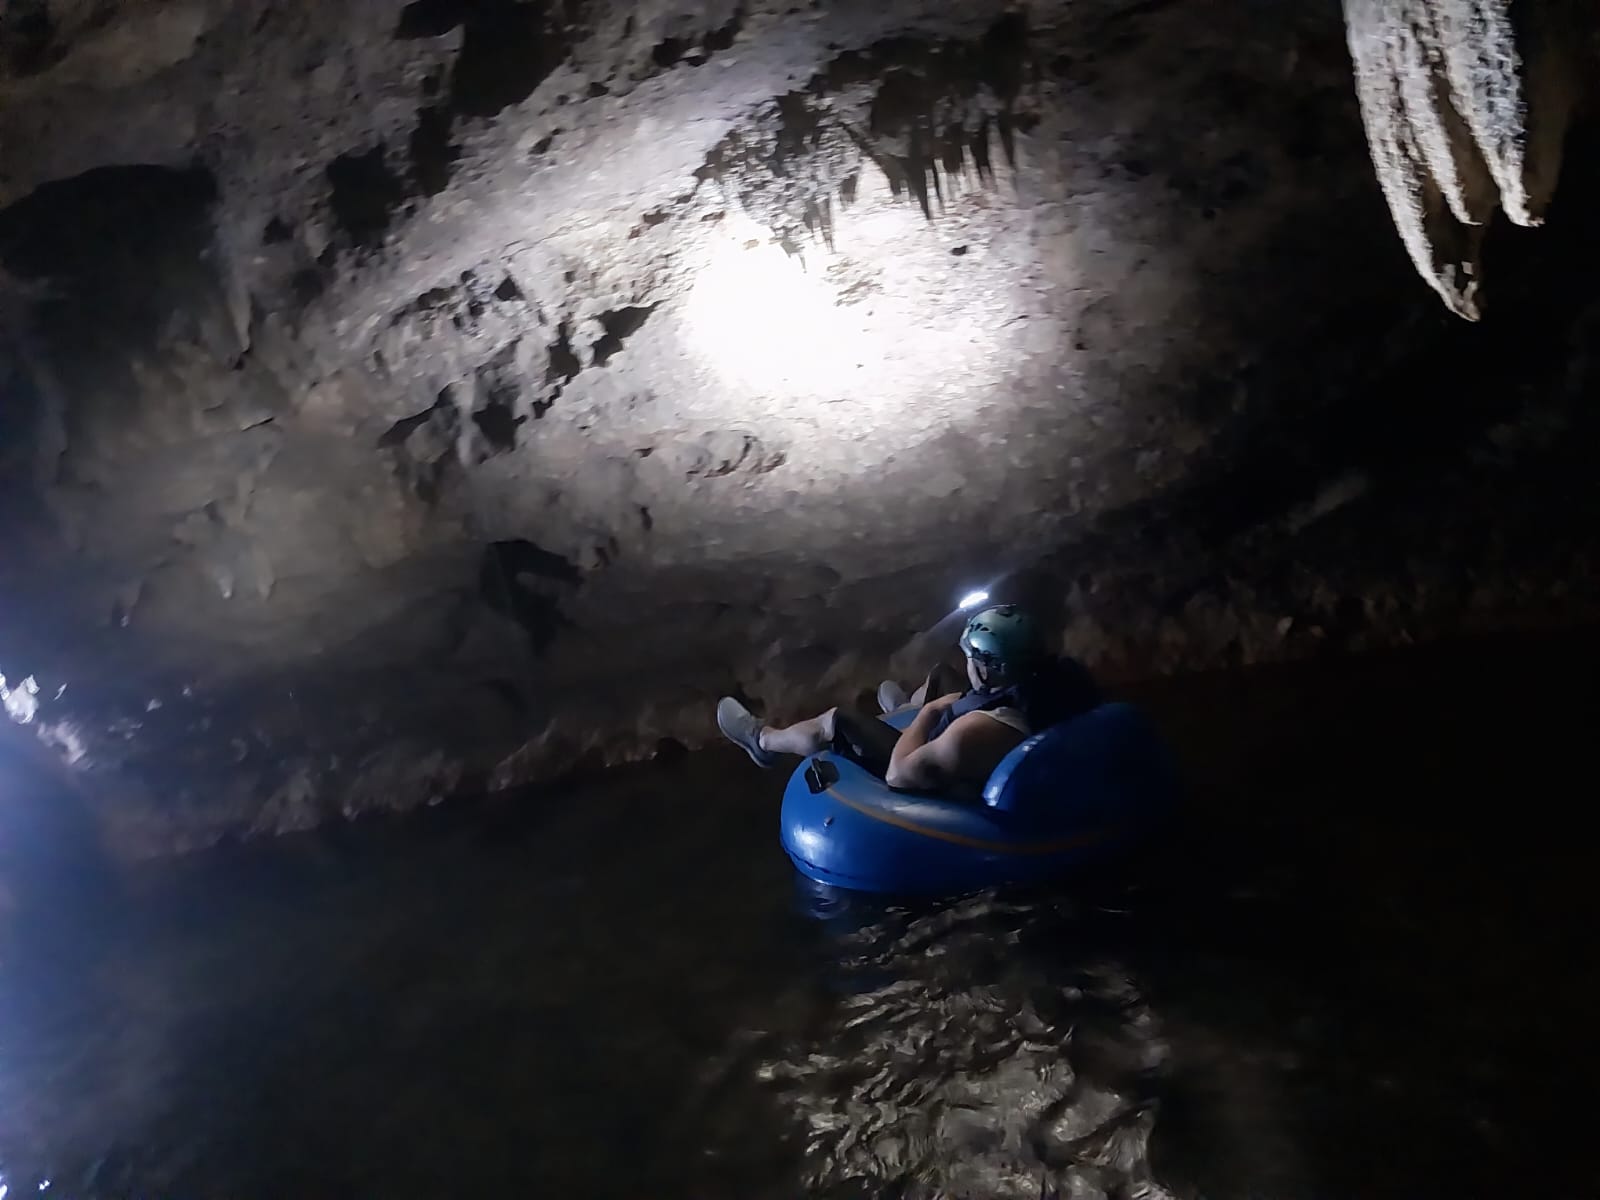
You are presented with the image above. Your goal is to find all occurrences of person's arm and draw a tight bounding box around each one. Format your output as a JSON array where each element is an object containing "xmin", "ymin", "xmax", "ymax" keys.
[
  {"xmin": 885, "ymin": 702, "xmax": 1025, "ymax": 794},
  {"xmin": 884, "ymin": 692, "xmax": 960, "ymax": 781}
]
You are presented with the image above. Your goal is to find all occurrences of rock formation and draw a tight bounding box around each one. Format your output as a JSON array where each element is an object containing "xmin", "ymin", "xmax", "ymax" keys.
[
  {"xmin": 0, "ymin": 0, "xmax": 1596, "ymax": 857},
  {"xmin": 1344, "ymin": 0, "xmax": 1584, "ymax": 318}
]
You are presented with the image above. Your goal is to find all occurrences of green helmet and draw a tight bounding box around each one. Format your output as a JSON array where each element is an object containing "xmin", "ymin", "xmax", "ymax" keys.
[{"xmin": 959, "ymin": 604, "xmax": 1043, "ymax": 668}]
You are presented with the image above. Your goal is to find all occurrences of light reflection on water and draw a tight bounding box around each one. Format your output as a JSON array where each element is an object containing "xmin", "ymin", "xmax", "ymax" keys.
[
  {"xmin": 736, "ymin": 894, "xmax": 1173, "ymax": 1200},
  {"xmin": 0, "ymin": 821, "xmax": 1198, "ymax": 1200}
]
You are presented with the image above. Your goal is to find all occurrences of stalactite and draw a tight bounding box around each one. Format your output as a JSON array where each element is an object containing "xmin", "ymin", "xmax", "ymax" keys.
[{"xmin": 1344, "ymin": 0, "xmax": 1576, "ymax": 319}]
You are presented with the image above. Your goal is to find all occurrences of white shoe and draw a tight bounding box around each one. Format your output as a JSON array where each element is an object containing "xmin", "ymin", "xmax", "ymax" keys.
[
  {"xmin": 877, "ymin": 680, "xmax": 909, "ymax": 714},
  {"xmin": 716, "ymin": 697, "xmax": 778, "ymax": 768}
]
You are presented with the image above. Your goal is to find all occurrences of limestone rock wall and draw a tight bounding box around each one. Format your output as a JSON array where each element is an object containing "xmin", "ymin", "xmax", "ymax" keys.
[{"xmin": 0, "ymin": 0, "xmax": 1596, "ymax": 858}]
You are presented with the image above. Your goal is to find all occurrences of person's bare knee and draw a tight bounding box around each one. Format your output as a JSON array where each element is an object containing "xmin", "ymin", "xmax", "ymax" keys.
[{"xmin": 816, "ymin": 706, "xmax": 838, "ymax": 742}]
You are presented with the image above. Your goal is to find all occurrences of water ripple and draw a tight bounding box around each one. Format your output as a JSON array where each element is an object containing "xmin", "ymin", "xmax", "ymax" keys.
[{"xmin": 695, "ymin": 891, "xmax": 1175, "ymax": 1199}]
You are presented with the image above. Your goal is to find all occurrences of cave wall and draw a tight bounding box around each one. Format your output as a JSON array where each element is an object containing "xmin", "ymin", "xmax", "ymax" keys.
[{"xmin": 0, "ymin": 0, "xmax": 1597, "ymax": 858}]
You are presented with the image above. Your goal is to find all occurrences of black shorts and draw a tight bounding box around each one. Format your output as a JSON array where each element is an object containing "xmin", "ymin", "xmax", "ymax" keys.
[
  {"xmin": 827, "ymin": 664, "xmax": 965, "ymax": 777},
  {"xmin": 830, "ymin": 705, "xmax": 902, "ymax": 778}
]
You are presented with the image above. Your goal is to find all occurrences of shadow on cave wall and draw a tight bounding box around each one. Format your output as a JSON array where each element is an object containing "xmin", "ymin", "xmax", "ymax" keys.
[
  {"xmin": 478, "ymin": 539, "xmax": 581, "ymax": 655},
  {"xmin": 1043, "ymin": 117, "xmax": 1600, "ymax": 651},
  {"xmin": 1207, "ymin": 120, "xmax": 1600, "ymax": 536},
  {"xmin": 0, "ymin": 163, "xmax": 217, "ymax": 283},
  {"xmin": 0, "ymin": 163, "xmax": 224, "ymax": 377}
]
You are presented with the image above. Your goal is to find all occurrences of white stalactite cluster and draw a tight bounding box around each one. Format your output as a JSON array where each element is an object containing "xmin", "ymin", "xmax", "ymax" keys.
[{"xmin": 1344, "ymin": 0, "xmax": 1574, "ymax": 319}]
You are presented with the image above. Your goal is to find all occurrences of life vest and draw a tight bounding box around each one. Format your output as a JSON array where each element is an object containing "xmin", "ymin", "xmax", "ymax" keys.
[{"xmin": 926, "ymin": 656, "xmax": 1102, "ymax": 742}]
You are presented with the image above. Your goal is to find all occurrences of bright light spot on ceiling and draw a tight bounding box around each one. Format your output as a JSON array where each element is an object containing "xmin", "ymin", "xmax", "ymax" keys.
[
  {"xmin": 958, "ymin": 590, "xmax": 990, "ymax": 610},
  {"xmin": 675, "ymin": 177, "xmax": 1033, "ymax": 503},
  {"xmin": 684, "ymin": 216, "xmax": 873, "ymax": 397},
  {"xmin": 0, "ymin": 673, "xmax": 39, "ymax": 725}
]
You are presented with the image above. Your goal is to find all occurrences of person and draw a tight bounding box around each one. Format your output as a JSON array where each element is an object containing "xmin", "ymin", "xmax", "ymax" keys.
[{"xmin": 715, "ymin": 605, "xmax": 1102, "ymax": 799}]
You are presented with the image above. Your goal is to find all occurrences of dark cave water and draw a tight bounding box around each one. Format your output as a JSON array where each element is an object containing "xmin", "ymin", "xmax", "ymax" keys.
[{"xmin": 0, "ymin": 632, "xmax": 1596, "ymax": 1199}]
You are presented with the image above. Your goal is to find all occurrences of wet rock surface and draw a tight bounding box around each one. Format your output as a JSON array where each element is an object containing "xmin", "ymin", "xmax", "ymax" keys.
[{"xmin": 0, "ymin": 0, "xmax": 1598, "ymax": 854}]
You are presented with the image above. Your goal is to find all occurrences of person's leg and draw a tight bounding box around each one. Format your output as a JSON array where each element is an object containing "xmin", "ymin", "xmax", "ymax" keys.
[
  {"xmin": 717, "ymin": 697, "xmax": 837, "ymax": 766},
  {"xmin": 909, "ymin": 661, "xmax": 964, "ymax": 707},
  {"xmin": 830, "ymin": 705, "xmax": 904, "ymax": 777},
  {"xmin": 716, "ymin": 697, "xmax": 901, "ymax": 776},
  {"xmin": 758, "ymin": 704, "xmax": 911, "ymax": 761},
  {"xmin": 880, "ymin": 661, "xmax": 965, "ymax": 713},
  {"xmin": 758, "ymin": 707, "xmax": 839, "ymax": 757}
]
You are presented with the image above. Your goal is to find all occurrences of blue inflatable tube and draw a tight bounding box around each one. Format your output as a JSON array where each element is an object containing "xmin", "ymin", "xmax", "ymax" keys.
[{"xmin": 779, "ymin": 702, "xmax": 1178, "ymax": 894}]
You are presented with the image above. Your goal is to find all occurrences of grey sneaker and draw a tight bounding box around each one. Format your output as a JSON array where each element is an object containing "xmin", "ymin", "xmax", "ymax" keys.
[
  {"xmin": 877, "ymin": 680, "xmax": 909, "ymax": 714},
  {"xmin": 716, "ymin": 697, "xmax": 778, "ymax": 768}
]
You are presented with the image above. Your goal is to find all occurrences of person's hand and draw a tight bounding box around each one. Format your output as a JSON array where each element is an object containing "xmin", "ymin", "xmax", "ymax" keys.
[{"xmin": 922, "ymin": 691, "xmax": 963, "ymax": 714}]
